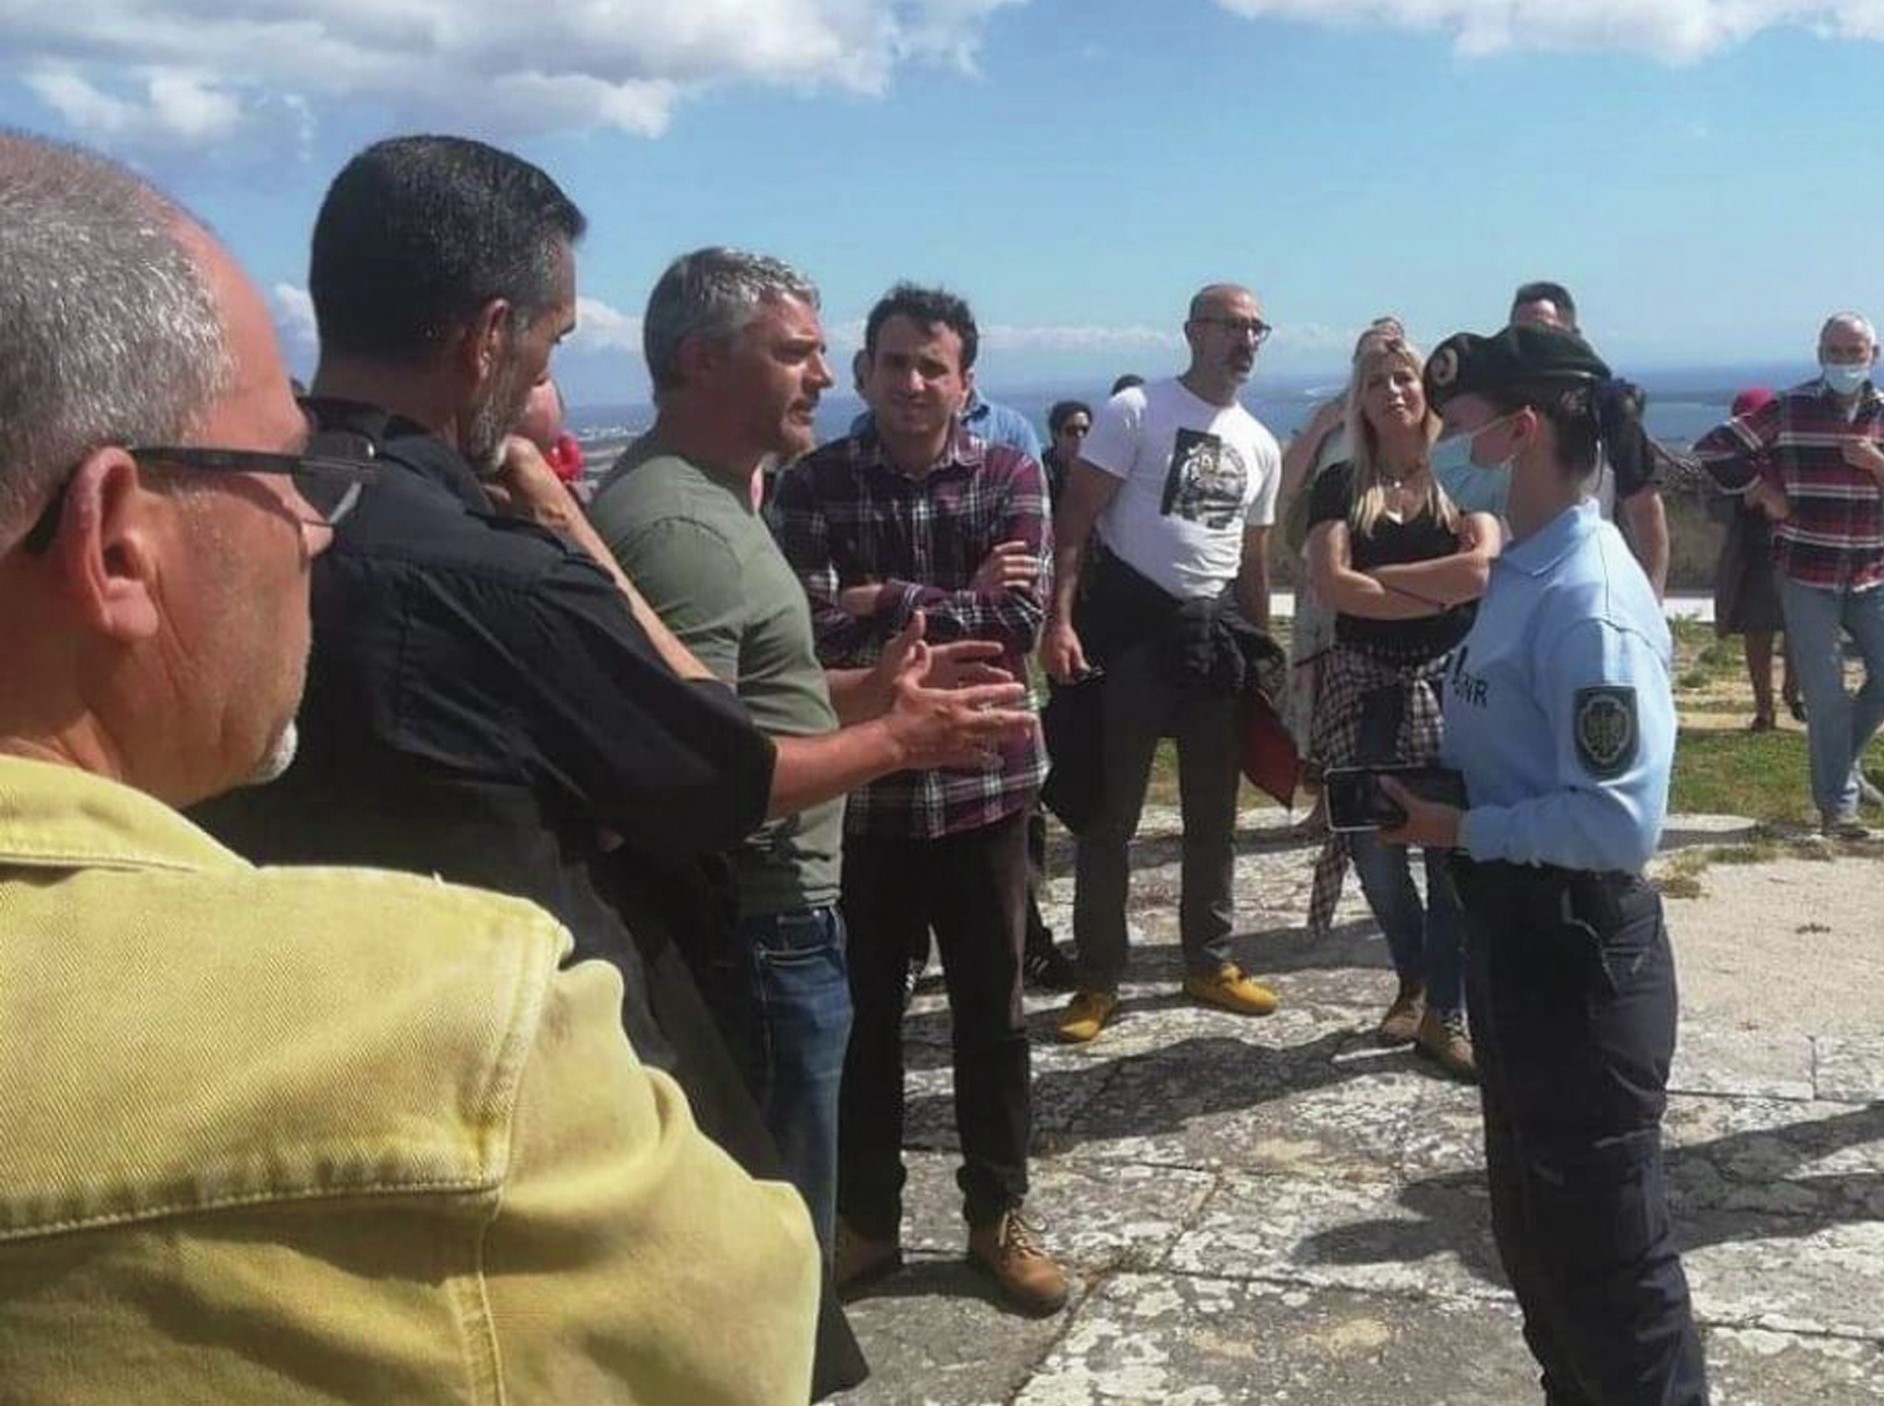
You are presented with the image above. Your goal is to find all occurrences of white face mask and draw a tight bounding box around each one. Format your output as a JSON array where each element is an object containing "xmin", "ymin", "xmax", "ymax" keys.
[{"xmin": 1822, "ymin": 361, "xmax": 1871, "ymax": 397}]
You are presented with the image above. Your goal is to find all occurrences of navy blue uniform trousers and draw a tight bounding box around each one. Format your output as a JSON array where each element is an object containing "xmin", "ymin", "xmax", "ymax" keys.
[{"xmin": 1453, "ymin": 858, "xmax": 1708, "ymax": 1406}]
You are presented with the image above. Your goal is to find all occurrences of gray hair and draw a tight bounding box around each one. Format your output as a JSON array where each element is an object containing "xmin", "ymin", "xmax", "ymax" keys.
[
  {"xmin": 0, "ymin": 130, "xmax": 230, "ymax": 546},
  {"xmin": 643, "ymin": 247, "xmax": 819, "ymax": 393},
  {"xmin": 1821, "ymin": 311, "xmax": 1877, "ymax": 349}
]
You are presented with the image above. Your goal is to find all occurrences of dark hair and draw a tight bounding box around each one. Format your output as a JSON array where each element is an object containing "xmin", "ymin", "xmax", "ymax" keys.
[
  {"xmin": 1110, "ymin": 373, "xmax": 1145, "ymax": 395},
  {"xmin": 1048, "ymin": 400, "xmax": 1092, "ymax": 435},
  {"xmin": 1510, "ymin": 280, "xmax": 1578, "ymax": 328},
  {"xmin": 1478, "ymin": 376, "xmax": 1642, "ymax": 481},
  {"xmin": 310, "ymin": 135, "xmax": 586, "ymax": 365},
  {"xmin": 864, "ymin": 283, "xmax": 978, "ymax": 371}
]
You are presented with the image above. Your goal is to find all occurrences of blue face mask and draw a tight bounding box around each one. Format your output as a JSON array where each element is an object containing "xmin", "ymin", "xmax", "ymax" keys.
[
  {"xmin": 1822, "ymin": 361, "xmax": 1871, "ymax": 397},
  {"xmin": 1430, "ymin": 438, "xmax": 1510, "ymax": 516}
]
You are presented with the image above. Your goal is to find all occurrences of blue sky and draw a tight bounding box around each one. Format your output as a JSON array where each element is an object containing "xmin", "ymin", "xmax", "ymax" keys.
[{"xmin": 2, "ymin": 1, "xmax": 1879, "ymax": 406}]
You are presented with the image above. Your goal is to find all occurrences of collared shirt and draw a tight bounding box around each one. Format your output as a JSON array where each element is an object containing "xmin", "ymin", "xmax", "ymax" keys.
[
  {"xmin": 1693, "ymin": 377, "xmax": 1884, "ymax": 591},
  {"xmin": 193, "ymin": 399, "xmax": 778, "ymax": 1064},
  {"xmin": 0, "ymin": 756, "xmax": 820, "ymax": 1404},
  {"xmin": 771, "ymin": 425, "xmax": 1051, "ymax": 838},
  {"xmin": 1441, "ymin": 500, "xmax": 1675, "ymax": 874}
]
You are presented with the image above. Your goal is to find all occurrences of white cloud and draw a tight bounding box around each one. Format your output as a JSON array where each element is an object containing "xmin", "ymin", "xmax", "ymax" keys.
[
  {"xmin": 1210, "ymin": 1, "xmax": 1884, "ymax": 62},
  {"xmin": 271, "ymin": 283, "xmax": 317, "ymax": 349},
  {"xmin": 571, "ymin": 297, "xmax": 644, "ymax": 354},
  {"xmin": 2, "ymin": 0, "xmax": 1028, "ymax": 154}
]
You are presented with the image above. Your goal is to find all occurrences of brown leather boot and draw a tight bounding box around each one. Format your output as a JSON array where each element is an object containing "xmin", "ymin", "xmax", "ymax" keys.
[
  {"xmin": 1377, "ymin": 977, "xmax": 1425, "ymax": 1047},
  {"xmin": 1415, "ymin": 1007, "xmax": 1477, "ymax": 1082},
  {"xmin": 967, "ymin": 1211, "xmax": 1069, "ymax": 1316}
]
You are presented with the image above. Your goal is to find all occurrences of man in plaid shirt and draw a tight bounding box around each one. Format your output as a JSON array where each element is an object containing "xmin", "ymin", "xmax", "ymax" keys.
[
  {"xmin": 1694, "ymin": 312, "xmax": 1884, "ymax": 837},
  {"xmin": 771, "ymin": 283, "xmax": 1066, "ymax": 1317}
]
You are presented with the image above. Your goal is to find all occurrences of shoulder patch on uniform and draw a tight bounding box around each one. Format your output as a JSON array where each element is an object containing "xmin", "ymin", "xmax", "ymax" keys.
[{"xmin": 1573, "ymin": 686, "xmax": 1638, "ymax": 779}]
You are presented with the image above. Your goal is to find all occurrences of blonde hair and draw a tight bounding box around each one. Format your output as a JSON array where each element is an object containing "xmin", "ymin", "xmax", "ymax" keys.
[{"xmin": 1342, "ymin": 338, "xmax": 1457, "ymax": 540}]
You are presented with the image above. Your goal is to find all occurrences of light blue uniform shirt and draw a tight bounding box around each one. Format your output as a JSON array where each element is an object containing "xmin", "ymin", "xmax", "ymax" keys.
[{"xmin": 1441, "ymin": 499, "xmax": 1674, "ymax": 873}]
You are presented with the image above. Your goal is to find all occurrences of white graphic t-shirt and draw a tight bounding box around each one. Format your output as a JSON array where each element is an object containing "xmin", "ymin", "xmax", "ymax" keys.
[{"xmin": 1082, "ymin": 377, "xmax": 1281, "ymax": 599}]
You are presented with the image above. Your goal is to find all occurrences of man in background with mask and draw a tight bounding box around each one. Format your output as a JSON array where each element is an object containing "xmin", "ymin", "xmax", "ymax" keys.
[{"xmin": 1694, "ymin": 312, "xmax": 1884, "ymax": 839}]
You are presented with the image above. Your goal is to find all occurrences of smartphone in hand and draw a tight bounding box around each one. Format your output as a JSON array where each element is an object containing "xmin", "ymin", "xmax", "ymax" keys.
[{"xmin": 1324, "ymin": 765, "xmax": 1466, "ymax": 832}]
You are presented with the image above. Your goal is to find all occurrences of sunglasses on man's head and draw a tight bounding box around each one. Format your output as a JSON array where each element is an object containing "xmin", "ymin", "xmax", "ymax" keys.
[{"xmin": 19, "ymin": 431, "xmax": 378, "ymax": 556}]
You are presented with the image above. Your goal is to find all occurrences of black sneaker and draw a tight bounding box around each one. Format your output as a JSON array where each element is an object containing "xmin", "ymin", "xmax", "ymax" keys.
[{"xmin": 1023, "ymin": 941, "xmax": 1080, "ymax": 992}]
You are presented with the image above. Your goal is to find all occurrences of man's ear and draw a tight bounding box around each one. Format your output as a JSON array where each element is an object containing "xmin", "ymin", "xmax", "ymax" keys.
[
  {"xmin": 457, "ymin": 297, "xmax": 513, "ymax": 392},
  {"xmin": 55, "ymin": 449, "xmax": 165, "ymax": 642},
  {"xmin": 961, "ymin": 366, "xmax": 976, "ymax": 409},
  {"xmin": 675, "ymin": 330, "xmax": 723, "ymax": 389}
]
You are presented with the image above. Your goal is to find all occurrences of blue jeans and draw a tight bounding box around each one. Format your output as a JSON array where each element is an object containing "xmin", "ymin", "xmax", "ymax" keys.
[
  {"xmin": 1350, "ymin": 832, "xmax": 1464, "ymax": 1016},
  {"xmin": 1778, "ymin": 577, "xmax": 1884, "ymax": 819},
  {"xmin": 736, "ymin": 905, "xmax": 853, "ymax": 1253}
]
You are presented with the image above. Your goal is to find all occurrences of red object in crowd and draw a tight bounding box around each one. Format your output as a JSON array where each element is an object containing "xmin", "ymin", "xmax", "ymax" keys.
[
  {"xmin": 1731, "ymin": 387, "xmax": 1777, "ymax": 419},
  {"xmin": 546, "ymin": 433, "xmax": 586, "ymax": 485}
]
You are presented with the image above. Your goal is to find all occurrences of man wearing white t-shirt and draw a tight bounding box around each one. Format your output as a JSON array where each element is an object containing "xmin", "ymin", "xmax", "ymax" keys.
[{"xmin": 1041, "ymin": 283, "xmax": 1283, "ymax": 1044}]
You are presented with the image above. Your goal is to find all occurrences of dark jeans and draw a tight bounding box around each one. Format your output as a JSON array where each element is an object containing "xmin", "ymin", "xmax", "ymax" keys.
[
  {"xmin": 733, "ymin": 905, "xmax": 852, "ymax": 1253},
  {"xmin": 1455, "ymin": 860, "xmax": 1708, "ymax": 1406},
  {"xmin": 838, "ymin": 809, "xmax": 1031, "ymax": 1236},
  {"xmin": 1073, "ymin": 640, "xmax": 1240, "ymax": 988}
]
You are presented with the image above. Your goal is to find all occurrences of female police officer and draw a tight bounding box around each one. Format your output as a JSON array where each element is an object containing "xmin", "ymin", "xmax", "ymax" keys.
[{"xmin": 1381, "ymin": 323, "xmax": 1707, "ymax": 1405}]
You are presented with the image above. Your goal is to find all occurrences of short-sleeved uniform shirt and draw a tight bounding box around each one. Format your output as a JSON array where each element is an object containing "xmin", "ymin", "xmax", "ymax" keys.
[
  {"xmin": 591, "ymin": 445, "xmax": 843, "ymax": 918},
  {"xmin": 1306, "ymin": 460, "xmax": 1476, "ymax": 661},
  {"xmin": 1441, "ymin": 500, "xmax": 1674, "ymax": 874},
  {"xmin": 1082, "ymin": 377, "xmax": 1282, "ymax": 599}
]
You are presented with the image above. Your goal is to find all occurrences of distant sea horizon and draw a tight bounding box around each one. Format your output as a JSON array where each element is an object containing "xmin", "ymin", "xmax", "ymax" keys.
[{"xmin": 568, "ymin": 360, "xmax": 1819, "ymax": 459}]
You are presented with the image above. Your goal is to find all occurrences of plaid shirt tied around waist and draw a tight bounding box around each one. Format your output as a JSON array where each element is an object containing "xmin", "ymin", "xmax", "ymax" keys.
[
  {"xmin": 770, "ymin": 426, "xmax": 1052, "ymax": 839},
  {"xmin": 1306, "ymin": 643, "xmax": 1448, "ymax": 935}
]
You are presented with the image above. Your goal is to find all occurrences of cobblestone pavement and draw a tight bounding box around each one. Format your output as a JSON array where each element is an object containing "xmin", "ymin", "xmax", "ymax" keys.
[{"xmin": 832, "ymin": 807, "xmax": 1884, "ymax": 1406}]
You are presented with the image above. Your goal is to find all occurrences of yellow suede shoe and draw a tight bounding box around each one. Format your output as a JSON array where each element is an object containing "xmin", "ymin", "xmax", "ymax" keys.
[
  {"xmin": 1183, "ymin": 962, "xmax": 1280, "ymax": 1017},
  {"xmin": 1056, "ymin": 989, "xmax": 1119, "ymax": 1044}
]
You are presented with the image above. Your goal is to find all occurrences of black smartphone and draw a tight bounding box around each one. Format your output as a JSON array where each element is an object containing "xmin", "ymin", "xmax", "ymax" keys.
[{"xmin": 1323, "ymin": 765, "xmax": 1467, "ymax": 833}]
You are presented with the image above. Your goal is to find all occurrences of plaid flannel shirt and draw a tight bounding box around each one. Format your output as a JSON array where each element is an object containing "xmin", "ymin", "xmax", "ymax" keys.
[
  {"xmin": 770, "ymin": 425, "xmax": 1052, "ymax": 839},
  {"xmin": 1693, "ymin": 378, "xmax": 1884, "ymax": 592},
  {"xmin": 1305, "ymin": 643, "xmax": 1448, "ymax": 936}
]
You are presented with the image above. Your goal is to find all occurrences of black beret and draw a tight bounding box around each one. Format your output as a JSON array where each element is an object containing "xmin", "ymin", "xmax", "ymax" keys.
[{"xmin": 1423, "ymin": 323, "xmax": 1612, "ymax": 412}]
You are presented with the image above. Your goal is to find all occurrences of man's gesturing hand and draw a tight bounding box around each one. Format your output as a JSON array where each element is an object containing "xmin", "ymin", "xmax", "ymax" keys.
[{"xmin": 879, "ymin": 614, "xmax": 1034, "ymax": 770}]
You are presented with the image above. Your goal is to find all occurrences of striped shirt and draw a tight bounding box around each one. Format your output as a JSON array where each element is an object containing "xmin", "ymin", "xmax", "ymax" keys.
[
  {"xmin": 770, "ymin": 425, "xmax": 1051, "ymax": 839},
  {"xmin": 1693, "ymin": 377, "xmax": 1884, "ymax": 591}
]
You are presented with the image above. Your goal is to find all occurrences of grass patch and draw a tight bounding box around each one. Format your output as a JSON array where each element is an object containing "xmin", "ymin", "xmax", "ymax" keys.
[{"xmin": 1667, "ymin": 728, "xmax": 1815, "ymax": 825}]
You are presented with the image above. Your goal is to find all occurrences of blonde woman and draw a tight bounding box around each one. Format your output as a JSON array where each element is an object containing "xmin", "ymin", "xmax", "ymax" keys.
[
  {"xmin": 1278, "ymin": 318, "xmax": 1404, "ymax": 830},
  {"xmin": 1304, "ymin": 337, "xmax": 1500, "ymax": 1077}
]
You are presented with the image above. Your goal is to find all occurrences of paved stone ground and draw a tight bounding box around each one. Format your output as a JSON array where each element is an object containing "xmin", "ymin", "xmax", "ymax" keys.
[{"xmin": 831, "ymin": 805, "xmax": 1884, "ymax": 1406}]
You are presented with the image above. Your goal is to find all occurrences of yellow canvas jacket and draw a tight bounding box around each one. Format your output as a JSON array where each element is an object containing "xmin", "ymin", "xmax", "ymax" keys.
[{"xmin": 0, "ymin": 756, "xmax": 818, "ymax": 1404}]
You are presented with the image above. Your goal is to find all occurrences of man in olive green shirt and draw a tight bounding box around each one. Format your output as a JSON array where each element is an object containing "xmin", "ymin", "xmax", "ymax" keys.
[
  {"xmin": 0, "ymin": 134, "xmax": 818, "ymax": 1404},
  {"xmin": 592, "ymin": 247, "xmax": 1017, "ymax": 1253}
]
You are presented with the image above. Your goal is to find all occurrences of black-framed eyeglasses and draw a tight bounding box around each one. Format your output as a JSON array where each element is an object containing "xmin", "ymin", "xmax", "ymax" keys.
[
  {"xmin": 1195, "ymin": 316, "xmax": 1273, "ymax": 346},
  {"xmin": 18, "ymin": 433, "xmax": 378, "ymax": 556}
]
